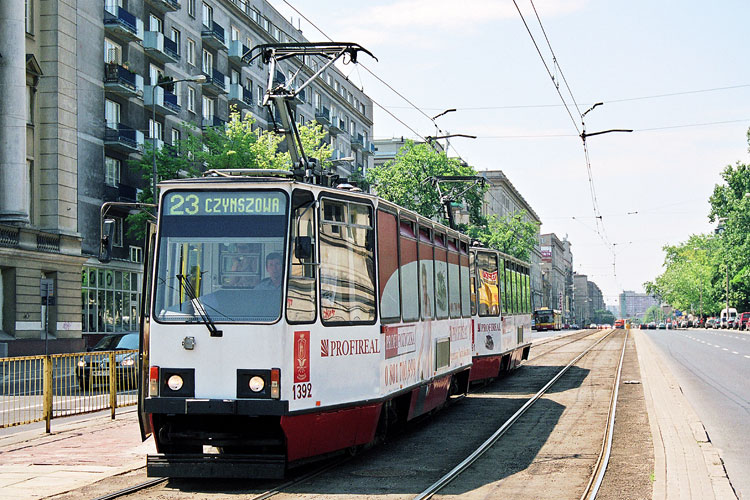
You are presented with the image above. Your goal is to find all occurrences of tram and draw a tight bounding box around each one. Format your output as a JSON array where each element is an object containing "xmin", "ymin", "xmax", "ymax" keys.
[{"xmin": 126, "ymin": 42, "xmax": 530, "ymax": 478}]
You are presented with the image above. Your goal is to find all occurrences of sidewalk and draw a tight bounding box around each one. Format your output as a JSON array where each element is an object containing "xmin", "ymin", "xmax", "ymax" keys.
[
  {"xmin": 634, "ymin": 330, "xmax": 737, "ymax": 499},
  {"xmin": 0, "ymin": 408, "xmax": 154, "ymax": 500}
]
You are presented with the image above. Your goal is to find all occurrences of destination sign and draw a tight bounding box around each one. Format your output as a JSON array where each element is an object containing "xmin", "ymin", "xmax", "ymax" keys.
[{"xmin": 164, "ymin": 191, "xmax": 286, "ymax": 216}]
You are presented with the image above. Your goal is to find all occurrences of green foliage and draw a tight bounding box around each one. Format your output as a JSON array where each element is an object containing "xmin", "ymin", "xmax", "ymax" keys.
[
  {"xmin": 365, "ymin": 140, "xmax": 538, "ymax": 261},
  {"xmin": 465, "ymin": 212, "xmax": 539, "ymax": 262},
  {"xmin": 126, "ymin": 111, "xmax": 330, "ymax": 241},
  {"xmin": 642, "ymin": 305, "xmax": 665, "ymax": 324},
  {"xmin": 365, "ymin": 140, "xmax": 485, "ymax": 225},
  {"xmin": 593, "ymin": 309, "xmax": 615, "ymax": 325}
]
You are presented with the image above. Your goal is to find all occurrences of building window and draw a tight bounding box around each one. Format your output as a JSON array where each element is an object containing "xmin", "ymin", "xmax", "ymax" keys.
[
  {"xmin": 314, "ymin": 92, "xmax": 321, "ymax": 112},
  {"xmin": 149, "ymin": 15, "xmax": 162, "ymax": 33},
  {"xmin": 149, "ymin": 64, "xmax": 163, "ymax": 86},
  {"xmin": 187, "ymin": 0, "xmax": 195, "ymax": 17},
  {"xmin": 202, "ymin": 49, "xmax": 213, "ymax": 73},
  {"xmin": 27, "ymin": 160, "xmax": 34, "ymax": 222},
  {"xmin": 262, "ymin": 17, "xmax": 270, "ymax": 32},
  {"xmin": 250, "ymin": 8, "xmax": 260, "ymax": 24},
  {"xmin": 231, "ymin": 69, "xmax": 239, "ymax": 85},
  {"xmin": 231, "ymin": 25, "xmax": 240, "ymax": 42},
  {"xmin": 170, "ymin": 28, "xmax": 181, "ymax": 55},
  {"xmin": 104, "ymin": 38, "xmax": 121, "ymax": 64},
  {"xmin": 202, "ymin": 2, "xmax": 213, "ymax": 27},
  {"xmin": 187, "ymin": 87, "xmax": 195, "ymax": 112},
  {"xmin": 130, "ymin": 246, "xmax": 143, "ymax": 263},
  {"xmin": 105, "ymin": 99, "xmax": 120, "ymax": 128},
  {"xmin": 25, "ymin": 0, "xmax": 33, "ymax": 35},
  {"xmin": 173, "ymin": 81, "xmax": 181, "ymax": 106},
  {"xmin": 149, "ymin": 119, "xmax": 163, "ymax": 140},
  {"xmin": 105, "ymin": 156, "xmax": 120, "ymax": 187},
  {"xmin": 171, "ymin": 128, "xmax": 180, "ymax": 148},
  {"xmin": 256, "ymin": 84, "xmax": 263, "ymax": 105},
  {"xmin": 187, "ymin": 38, "xmax": 196, "ymax": 66},
  {"xmin": 81, "ymin": 266, "xmax": 142, "ymax": 334},
  {"xmin": 26, "ymin": 85, "xmax": 34, "ymax": 125},
  {"xmin": 202, "ymin": 95, "xmax": 214, "ymax": 120}
]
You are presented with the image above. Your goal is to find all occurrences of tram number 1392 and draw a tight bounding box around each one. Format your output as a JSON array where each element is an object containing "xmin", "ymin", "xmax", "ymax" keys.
[{"xmin": 292, "ymin": 383, "xmax": 313, "ymax": 400}]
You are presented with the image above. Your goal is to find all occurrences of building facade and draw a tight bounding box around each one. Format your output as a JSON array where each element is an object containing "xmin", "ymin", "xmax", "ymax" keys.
[
  {"xmin": 540, "ymin": 233, "xmax": 573, "ymax": 322},
  {"xmin": 573, "ymin": 272, "xmax": 604, "ymax": 326},
  {"xmin": 1, "ymin": 0, "xmax": 375, "ymax": 354}
]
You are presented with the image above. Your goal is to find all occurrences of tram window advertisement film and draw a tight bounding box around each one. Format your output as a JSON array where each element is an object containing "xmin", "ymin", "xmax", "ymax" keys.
[{"xmin": 154, "ymin": 190, "xmax": 288, "ymax": 323}]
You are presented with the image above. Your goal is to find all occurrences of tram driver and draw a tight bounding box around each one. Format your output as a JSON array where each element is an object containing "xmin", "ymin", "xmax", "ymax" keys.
[{"xmin": 256, "ymin": 252, "xmax": 283, "ymax": 289}]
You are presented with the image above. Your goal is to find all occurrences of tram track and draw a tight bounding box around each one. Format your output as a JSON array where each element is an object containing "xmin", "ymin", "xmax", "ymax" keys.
[
  {"xmin": 411, "ymin": 328, "xmax": 626, "ymax": 499},
  {"xmin": 85, "ymin": 329, "xmax": 627, "ymax": 500}
]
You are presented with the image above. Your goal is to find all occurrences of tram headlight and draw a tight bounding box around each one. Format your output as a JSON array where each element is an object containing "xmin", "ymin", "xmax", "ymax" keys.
[
  {"xmin": 167, "ymin": 374, "xmax": 184, "ymax": 391},
  {"xmin": 248, "ymin": 376, "xmax": 265, "ymax": 393}
]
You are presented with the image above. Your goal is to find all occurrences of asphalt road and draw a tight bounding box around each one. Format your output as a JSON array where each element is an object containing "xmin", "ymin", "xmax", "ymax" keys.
[{"xmin": 646, "ymin": 327, "xmax": 750, "ymax": 499}]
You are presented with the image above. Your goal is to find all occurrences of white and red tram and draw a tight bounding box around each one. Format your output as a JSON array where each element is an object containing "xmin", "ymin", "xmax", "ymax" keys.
[{"xmin": 138, "ymin": 172, "xmax": 531, "ymax": 478}]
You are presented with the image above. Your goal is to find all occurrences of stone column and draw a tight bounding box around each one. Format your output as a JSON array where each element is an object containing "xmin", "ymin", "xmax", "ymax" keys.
[{"xmin": 0, "ymin": 0, "xmax": 29, "ymax": 224}]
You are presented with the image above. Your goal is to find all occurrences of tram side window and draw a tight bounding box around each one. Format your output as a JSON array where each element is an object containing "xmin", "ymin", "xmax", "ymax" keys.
[
  {"xmin": 418, "ymin": 228, "xmax": 434, "ymax": 320},
  {"xmin": 525, "ymin": 271, "xmax": 531, "ymax": 313},
  {"xmin": 320, "ymin": 199, "xmax": 376, "ymax": 324},
  {"xmin": 287, "ymin": 190, "xmax": 316, "ymax": 323},
  {"xmin": 469, "ymin": 251, "xmax": 477, "ymax": 316},
  {"xmin": 377, "ymin": 210, "xmax": 400, "ymax": 322},
  {"xmin": 477, "ymin": 252, "xmax": 499, "ymax": 317},
  {"xmin": 497, "ymin": 259, "xmax": 510, "ymax": 315},
  {"xmin": 503, "ymin": 262, "xmax": 511, "ymax": 315},
  {"xmin": 460, "ymin": 243, "xmax": 471, "ymax": 318},
  {"xmin": 514, "ymin": 269, "xmax": 520, "ymax": 314},
  {"xmin": 447, "ymin": 239, "xmax": 461, "ymax": 318},
  {"xmin": 400, "ymin": 220, "xmax": 419, "ymax": 322},
  {"xmin": 434, "ymin": 233, "xmax": 449, "ymax": 320}
]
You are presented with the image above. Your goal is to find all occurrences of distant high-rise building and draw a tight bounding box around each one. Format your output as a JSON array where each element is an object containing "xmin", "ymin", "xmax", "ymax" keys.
[{"xmin": 619, "ymin": 290, "xmax": 659, "ymax": 319}]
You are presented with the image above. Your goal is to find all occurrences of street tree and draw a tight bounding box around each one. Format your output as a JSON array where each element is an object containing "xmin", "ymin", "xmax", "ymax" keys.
[
  {"xmin": 365, "ymin": 140, "xmax": 485, "ymax": 225},
  {"xmin": 466, "ymin": 211, "xmax": 540, "ymax": 262}
]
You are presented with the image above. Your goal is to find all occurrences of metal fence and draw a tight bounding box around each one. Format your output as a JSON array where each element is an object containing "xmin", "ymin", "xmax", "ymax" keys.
[{"xmin": 0, "ymin": 350, "xmax": 138, "ymax": 432}]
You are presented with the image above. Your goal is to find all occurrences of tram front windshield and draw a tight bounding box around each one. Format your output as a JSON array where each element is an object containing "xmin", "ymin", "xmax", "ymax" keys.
[{"xmin": 154, "ymin": 190, "xmax": 288, "ymax": 323}]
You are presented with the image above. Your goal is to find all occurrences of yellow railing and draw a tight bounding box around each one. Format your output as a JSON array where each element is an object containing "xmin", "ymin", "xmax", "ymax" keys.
[{"xmin": 0, "ymin": 350, "xmax": 138, "ymax": 432}]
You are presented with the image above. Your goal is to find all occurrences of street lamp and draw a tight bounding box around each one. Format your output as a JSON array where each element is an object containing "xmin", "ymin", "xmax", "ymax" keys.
[{"xmin": 151, "ymin": 74, "xmax": 206, "ymax": 208}]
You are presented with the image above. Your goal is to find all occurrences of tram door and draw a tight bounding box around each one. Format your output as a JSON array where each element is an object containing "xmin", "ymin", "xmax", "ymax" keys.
[
  {"xmin": 138, "ymin": 221, "xmax": 156, "ymax": 441},
  {"xmin": 287, "ymin": 190, "xmax": 316, "ymax": 323}
]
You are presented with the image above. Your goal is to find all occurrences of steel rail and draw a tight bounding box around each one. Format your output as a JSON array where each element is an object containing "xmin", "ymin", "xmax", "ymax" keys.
[
  {"xmin": 90, "ymin": 477, "xmax": 167, "ymax": 500},
  {"xmin": 580, "ymin": 328, "xmax": 629, "ymax": 500},
  {"xmin": 412, "ymin": 329, "xmax": 619, "ymax": 500},
  {"xmin": 530, "ymin": 328, "xmax": 604, "ymax": 360},
  {"xmin": 91, "ymin": 456, "xmax": 350, "ymax": 500}
]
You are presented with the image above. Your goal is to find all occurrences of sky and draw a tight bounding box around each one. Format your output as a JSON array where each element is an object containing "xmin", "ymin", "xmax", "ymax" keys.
[{"xmin": 269, "ymin": 0, "xmax": 750, "ymax": 305}]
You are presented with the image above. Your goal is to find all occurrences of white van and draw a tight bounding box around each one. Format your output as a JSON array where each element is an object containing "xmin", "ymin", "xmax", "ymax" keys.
[{"xmin": 720, "ymin": 307, "xmax": 738, "ymax": 328}]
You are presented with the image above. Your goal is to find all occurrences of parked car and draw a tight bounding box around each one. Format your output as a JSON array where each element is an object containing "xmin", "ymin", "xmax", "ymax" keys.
[
  {"xmin": 648, "ymin": 322, "xmax": 657, "ymax": 330},
  {"xmin": 76, "ymin": 333, "xmax": 138, "ymax": 390},
  {"xmin": 658, "ymin": 322, "xmax": 666, "ymax": 329},
  {"xmin": 589, "ymin": 323, "xmax": 597, "ymax": 329},
  {"xmin": 714, "ymin": 318, "xmax": 722, "ymax": 329},
  {"xmin": 666, "ymin": 322, "xmax": 673, "ymax": 329},
  {"xmin": 738, "ymin": 312, "xmax": 750, "ymax": 331},
  {"xmin": 639, "ymin": 323, "xmax": 646, "ymax": 330}
]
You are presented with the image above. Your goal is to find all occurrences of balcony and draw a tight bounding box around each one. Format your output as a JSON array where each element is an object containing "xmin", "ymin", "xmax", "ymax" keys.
[
  {"xmin": 145, "ymin": 86, "xmax": 180, "ymax": 115},
  {"xmin": 291, "ymin": 89, "xmax": 306, "ymax": 108},
  {"xmin": 118, "ymin": 184, "xmax": 138, "ymax": 202},
  {"xmin": 104, "ymin": 123, "xmax": 144, "ymax": 154},
  {"xmin": 228, "ymin": 40, "xmax": 250, "ymax": 63},
  {"xmin": 144, "ymin": 0, "xmax": 180, "ymax": 14},
  {"xmin": 202, "ymin": 115, "xmax": 226, "ymax": 130},
  {"xmin": 201, "ymin": 21, "xmax": 227, "ymax": 51},
  {"xmin": 201, "ymin": 67, "xmax": 228, "ymax": 95},
  {"xmin": 328, "ymin": 116, "xmax": 344, "ymax": 136},
  {"xmin": 143, "ymin": 32, "xmax": 180, "ymax": 64},
  {"xmin": 229, "ymin": 84, "xmax": 253, "ymax": 109},
  {"xmin": 351, "ymin": 134, "xmax": 365, "ymax": 151},
  {"xmin": 315, "ymin": 106, "xmax": 331, "ymax": 126},
  {"xmin": 363, "ymin": 141, "xmax": 376, "ymax": 156},
  {"xmin": 104, "ymin": 63, "xmax": 143, "ymax": 98},
  {"xmin": 103, "ymin": 5, "xmax": 143, "ymax": 43}
]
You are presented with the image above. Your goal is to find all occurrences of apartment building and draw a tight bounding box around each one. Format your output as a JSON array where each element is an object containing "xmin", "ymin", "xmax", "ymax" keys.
[{"xmin": 0, "ymin": 0, "xmax": 375, "ymax": 353}]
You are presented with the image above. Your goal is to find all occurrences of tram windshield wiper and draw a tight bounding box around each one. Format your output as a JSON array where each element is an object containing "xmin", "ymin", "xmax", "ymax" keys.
[{"xmin": 176, "ymin": 274, "xmax": 223, "ymax": 337}]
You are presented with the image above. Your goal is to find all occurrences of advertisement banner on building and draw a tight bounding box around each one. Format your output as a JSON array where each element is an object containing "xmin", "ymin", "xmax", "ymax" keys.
[{"xmin": 541, "ymin": 246, "xmax": 552, "ymax": 263}]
